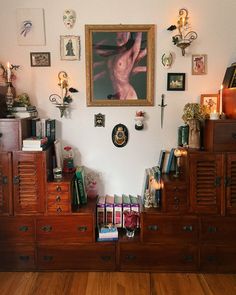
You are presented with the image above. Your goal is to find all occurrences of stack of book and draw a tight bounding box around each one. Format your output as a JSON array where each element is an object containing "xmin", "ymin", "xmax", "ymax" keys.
[
  {"xmin": 31, "ymin": 118, "xmax": 56, "ymax": 143},
  {"xmin": 73, "ymin": 166, "xmax": 87, "ymax": 208},
  {"xmin": 22, "ymin": 136, "xmax": 49, "ymax": 151},
  {"xmin": 12, "ymin": 106, "xmax": 38, "ymax": 118},
  {"xmin": 97, "ymin": 224, "xmax": 118, "ymax": 241}
]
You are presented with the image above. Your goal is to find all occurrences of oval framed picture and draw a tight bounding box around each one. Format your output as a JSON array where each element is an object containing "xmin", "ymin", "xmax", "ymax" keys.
[{"xmin": 112, "ymin": 124, "xmax": 129, "ymax": 147}]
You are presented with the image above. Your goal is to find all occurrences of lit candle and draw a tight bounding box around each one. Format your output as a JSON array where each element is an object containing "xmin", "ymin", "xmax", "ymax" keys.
[
  {"xmin": 210, "ymin": 110, "xmax": 219, "ymax": 120},
  {"xmin": 6, "ymin": 62, "xmax": 11, "ymax": 83},
  {"xmin": 219, "ymin": 84, "xmax": 223, "ymax": 114}
]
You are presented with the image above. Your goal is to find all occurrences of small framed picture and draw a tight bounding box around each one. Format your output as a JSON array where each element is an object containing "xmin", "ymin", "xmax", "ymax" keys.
[
  {"xmin": 167, "ymin": 73, "xmax": 185, "ymax": 91},
  {"xmin": 192, "ymin": 54, "xmax": 207, "ymax": 75},
  {"xmin": 30, "ymin": 52, "xmax": 51, "ymax": 67},
  {"xmin": 60, "ymin": 35, "xmax": 80, "ymax": 60},
  {"xmin": 200, "ymin": 94, "xmax": 219, "ymax": 114}
]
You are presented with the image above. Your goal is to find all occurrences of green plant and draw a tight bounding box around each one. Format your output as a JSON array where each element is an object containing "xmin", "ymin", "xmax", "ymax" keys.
[{"xmin": 182, "ymin": 103, "xmax": 208, "ymax": 123}]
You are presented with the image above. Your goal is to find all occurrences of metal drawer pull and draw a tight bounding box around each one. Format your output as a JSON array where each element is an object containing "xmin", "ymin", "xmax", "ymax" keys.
[
  {"xmin": 56, "ymin": 196, "xmax": 61, "ymax": 202},
  {"xmin": 101, "ymin": 255, "xmax": 111, "ymax": 261},
  {"xmin": 13, "ymin": 176, "xmax": 20, "ymax": 184},
  {"xmin": 207, "ymin": 226, "xmax": 217, "ymax": 233},
  {"xmin": 41, "ymin": 225, "xmax": 52, "ymax": 232},
  {"xmin": 56, "ymin": 207, "xmax": 62, "ymax": 213},
  {"xmin": 207, "ymin": 255, "xmax": 216, "ymax": 262},
  {"xmin": 19, "ymin": 225, "xmax": 29, "ymax": 232},
  {"xmin": 214, "ymin": 176, "xmax": 221, "ymax": 187},
  {"xmin": 1, "ymin": 176, "xmax": 8, "ymax": 184},
  {"xmin": 148, "ymin": 225, "xmax": 159, "ymax": 231},
  {"xmin": 43, "ymin": 255, "xmax": 53, "ymax": 261},
  {"xmin": 78, "ymin": 226, "xmax": 87, "ymax": 232},
  {"xmin": 56, "ymin": 186, "xmax": 62, "ymax": 192},
  {"xmin": 183, "ymin": 255, "xmax": 193, "ymax": 262},
  {"xmin": 232, "ymin": 133, "xmax": 236, "ymax": 139},
  {"xmin": 125, "ymin": 254, "xmax": 136, "ymax": 260},
  {"xmin": 19, "ymin": 255, "xmax": 30, "ymax": 261},
  {"xmin": 183, "ymin": 225, "xmax": 193, "ymax": 232}
]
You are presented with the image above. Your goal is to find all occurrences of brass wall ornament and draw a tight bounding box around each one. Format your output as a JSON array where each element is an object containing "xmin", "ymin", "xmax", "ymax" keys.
[
  {"xmin": 112, "ymin": 124, "xmax": 129, "ymax": 147},
  {"xmin": 167, "ymin": 8, "xmax": 198, "ymax": 56}
]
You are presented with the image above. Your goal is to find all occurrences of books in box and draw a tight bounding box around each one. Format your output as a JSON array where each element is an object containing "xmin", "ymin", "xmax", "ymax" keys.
[
  {"xmin": 96, "ymin": 196, "xmax": 106, "ymax": 226},
  {"xmin": 122, "ymin": 194, "xmax": 131, "ymax": 227},
  {"xmin": 105, "ymin": 195, "xmax": 114, "ymax": 224},
  {"xmin": 114, "ymin": 195, "xmax": 122, "ymax": 228},
  {"xmin": 129, "ymin": 195, "xmax": 140, "ymax": 227}
]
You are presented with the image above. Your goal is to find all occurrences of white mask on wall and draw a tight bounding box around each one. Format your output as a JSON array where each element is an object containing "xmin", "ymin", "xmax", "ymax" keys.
[{"xmin": 63, "ymin": 9, "xmax": 76, "ymax": 29}]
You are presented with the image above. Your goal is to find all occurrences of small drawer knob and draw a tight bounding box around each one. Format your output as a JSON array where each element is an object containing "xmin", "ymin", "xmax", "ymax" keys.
[
  {"xmin": 125, "ymin": 254, "xmax": 136, "ymax": 260},
  {"xmin": 78, "ymin": 226, "xmax": 87, "ymax": 232},
  {"xmin": 56, "ymin": 186, "xmax": 62, "ymax": 192},
  {"xmin": 56, "ymin": 195, "xmax": 61, "ymax": 202},
  {"xmin": 41, "ymin": 225, "xmax": 52, "ymax": 232},
  {"xmin": 183, "ymin": 225, "xmax": 193, "ymax": 232},
  {"xmin": 19, "ymin": 255, "xmax": 30, "ymax": 261},
  {"xmin": 19, "ymin": 225, "xmax": 29, "ymax": 232},
  {"xmin": 148, "ymin": 225, "xmax": 159, "ymax": 231}
]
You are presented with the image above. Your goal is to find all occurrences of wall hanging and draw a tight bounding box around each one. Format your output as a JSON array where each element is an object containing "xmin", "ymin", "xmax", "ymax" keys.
[
  {"xmin": 167, "ymin": 73, "xmax": 185, "ymax": 91},
  {"xmin": 94, "ymin": 113, "xmax": 105, "ymax": 127},
  {"xmin": 63, "ymin": 9, "xmax": 76, "ymax": 29},
  {"xmin": 60, "ymin": 35, "xmax": 80, "ymax": 61},
  {"xmin": 192, "ymin": 54, "xmax": 207, "ymax": 75},
  {"xmin": 112, "ymin": 124, "xmax": 129, "ymax": 147},
  {"xmin": 85, "ymin": 24, "xmax": 155, "ymax": 106},
  {"xmin": 30, "ymin": 52, "xmax": 51, "ymax": 67}
]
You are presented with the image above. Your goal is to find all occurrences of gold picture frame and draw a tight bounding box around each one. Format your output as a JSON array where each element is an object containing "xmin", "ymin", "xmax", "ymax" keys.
[
  {"xmin": 200, "ymin": 93, "xmax": 219, "ymax": 114},
  {"xmin": 85, "ymin": 24, "xmax": 155, "ymax": 106}
]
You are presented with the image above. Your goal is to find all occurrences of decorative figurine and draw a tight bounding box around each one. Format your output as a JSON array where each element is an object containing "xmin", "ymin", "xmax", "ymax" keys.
[
  {"xmin": 63, "ymin": 9, "xmax": 76, "ymax": 29},
  {"xmin": 161, "ymin": 52, "xmax": 173, "ymax": 68},
  {"xmin": 135, "ymin": 111, "xmax": 145, "ymax": 130},
  {"xmin": 94, "ymin": 113, "xmax": 105, "ymax": 127}
]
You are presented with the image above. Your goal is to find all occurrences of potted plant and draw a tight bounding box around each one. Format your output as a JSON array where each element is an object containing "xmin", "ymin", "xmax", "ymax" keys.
[{"xmin": 182, "ymin": 103, "xmax": 208, "ymax": 149}]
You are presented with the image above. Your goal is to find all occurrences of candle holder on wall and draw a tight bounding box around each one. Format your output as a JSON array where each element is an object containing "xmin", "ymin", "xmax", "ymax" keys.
[{"xmin": 49, "ymin": 71, "xmax": 78, "ymax": 118}]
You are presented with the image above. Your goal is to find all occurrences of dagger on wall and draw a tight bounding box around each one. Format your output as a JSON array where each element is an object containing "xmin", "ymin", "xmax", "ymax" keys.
[{"xmin": 158, "ymin": 94, "xmax": 167, "ymax": 128}]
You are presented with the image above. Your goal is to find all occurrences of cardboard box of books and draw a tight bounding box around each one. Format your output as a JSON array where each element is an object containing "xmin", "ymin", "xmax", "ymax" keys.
[
  {"xmin": 105, "ymin": 195, "xmax": 114, "ymax": 224},
  {"xmin": 129, "ymin": 195, "xmax": 141, "ymax": 227},
  {"xmin": 96, "ymin": 196, "xmax": 106, "ymax": 226},
  {"xmin": 122, "ymin": 194, "xmax": 131, "ymax": 228},
  {"xmin": 114, "ymin": 195, "xmax": 122, "ymax": 228}
]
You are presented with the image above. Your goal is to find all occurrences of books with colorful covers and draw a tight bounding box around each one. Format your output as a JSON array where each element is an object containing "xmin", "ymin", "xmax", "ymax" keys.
[
  {"xmin": 75, "ymin": 166, "xmax": 87, "ymax": 204},
  {"xmin": 166, "ymin": 148, "xmax": 175, "ymax": 174},
  {"xmin": 105, "ymin": 195, "xmax": 114, "ymax": 224},
  {"xmin": 129, "ymin": 195, "xmax": 140, "ymax": 227},
  {"xmin": 157, "ymin": 149, "xmax": 166, "ymax": 174},
  {"xmin": 96, "ymin": 196, "xmax": 106, "ymax": 226},
  {"xmin": 72, "ymin": 176, "xmax": 80, "ymax": 209},
  {"xmin": 46, "ymin": 119, "xmax": 56, "ymax": 143},
  {"xmin": 97, "ymin": 224, "xmax": 118, "ymax": 241},
  {"xmin": 122, "ymin": 194, "xmax": 131, "ymax": 227},
  {"xmin": 114, "ymin": 195, "xmax": 122, "ymax": 228}
]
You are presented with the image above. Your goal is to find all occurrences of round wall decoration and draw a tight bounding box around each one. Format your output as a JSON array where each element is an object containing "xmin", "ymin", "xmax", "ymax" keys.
[{"xmin": 112, "ymin": 124, "xmax": 129, "ymax": 147}]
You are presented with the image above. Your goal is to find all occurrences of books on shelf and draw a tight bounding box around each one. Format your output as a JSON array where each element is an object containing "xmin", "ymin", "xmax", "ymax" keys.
[
  {"xmin": 22, "ymin": 136, "xmax": 49, "ymax": 151},
  {"xmin": 97, "ymin": 196, "xmax": 106, "ymax": 227},
  {"xmin": 105, "ymin": 195, "xmax": 114, "ymax": 224},
  {"xmin": 114, "ymin": 195, "xmax": 122, "ymax": 228},
  {"xmin": 12, "ymin": 110, "xmax": 38, "ymax": 118},
  {"xmin": 75, "ymin": 166, "xmax": 87, "ymax": 205},
  {"xmin": 166, "ymin": 148, "xmax": 175, "ymax": 174}
]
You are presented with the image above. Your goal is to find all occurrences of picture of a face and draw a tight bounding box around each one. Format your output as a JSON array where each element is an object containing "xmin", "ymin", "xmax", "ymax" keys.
[{"xmin": 63, "ymin": 9, "xmax": 76, "ymax": 29}]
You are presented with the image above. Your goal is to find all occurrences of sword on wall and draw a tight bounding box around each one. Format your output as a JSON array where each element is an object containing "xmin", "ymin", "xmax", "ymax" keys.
[{"xmin": 158, "ymin": 94, "xmax": 167, "ymax": 128}]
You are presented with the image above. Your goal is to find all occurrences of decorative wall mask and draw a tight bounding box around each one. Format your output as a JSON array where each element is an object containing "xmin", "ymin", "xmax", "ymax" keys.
[
  {"xmin": 63, "ymin": 10, "xmax": 76, "ymax": 29},
  {"xmin": 94, "ymin": 113, "xmax": 105, "ymax": 127},
  {"xmin": 161, "ymin": 53, "xmax": 173, "ymax": 69},
  {"xmin": 112, "ymin": 124, "xmax": 129, "ymax": 147}
]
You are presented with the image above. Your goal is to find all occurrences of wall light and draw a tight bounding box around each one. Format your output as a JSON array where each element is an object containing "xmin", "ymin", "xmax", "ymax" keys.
[
  {"xmin": 168, "ymin": 8, "xmax": 197, "ymax": 56},
  {"xmin": 49, "ymin": 71, "xmax": 78, "ymax": 118}
]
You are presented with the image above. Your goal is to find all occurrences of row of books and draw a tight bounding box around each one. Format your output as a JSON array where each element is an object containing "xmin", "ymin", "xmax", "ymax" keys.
[
  {"xmin": 12, "ymin": 105, "xmax": 38, "ymax": 119},
  {"xmin": 96, "ymin": 194, "xmax": 141, "ymax": 228},
  {"xmin": 97, "ymin": 224, "xmax": 118, "ymax": 241},
  {"xmin": 73, "ymin": 166, "xmax": 87, "ymax": 207}
]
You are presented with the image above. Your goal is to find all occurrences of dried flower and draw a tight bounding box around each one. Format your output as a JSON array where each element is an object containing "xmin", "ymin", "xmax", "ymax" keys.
[{"xmin": 182, "ymin": 103, "xmax": 208, "ymax": 123}]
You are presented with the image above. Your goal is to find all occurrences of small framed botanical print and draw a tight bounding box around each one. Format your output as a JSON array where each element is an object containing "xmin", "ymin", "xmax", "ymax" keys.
[
  {"xmin": 30, "ymin": 52, "xmax": 51, "ymax": 67},
  {"xmin": 200, "ymin": 93, "xmax": 219, "ymax": 114},
  {"xmin": 192, "ymin": 54, "xmax": 207, "ymax": 75},
  {"xmin": 167, "ymin": 73, "xmax": 185, "ymax": 91},
  {"xmin": 60, "ymin": 35, "xmax": 80, "ymax": 60}
]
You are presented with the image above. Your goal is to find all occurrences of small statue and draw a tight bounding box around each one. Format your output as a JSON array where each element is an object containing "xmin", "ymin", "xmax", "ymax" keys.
[{"xmin": 144, "ymin": 189, "xmax": 153, "ymax": 208}]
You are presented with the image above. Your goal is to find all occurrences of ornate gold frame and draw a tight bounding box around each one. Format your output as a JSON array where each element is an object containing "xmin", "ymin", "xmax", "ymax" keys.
[{"xmin": 85, "ymin": 24, "xmax": 155, "ymax": 106}]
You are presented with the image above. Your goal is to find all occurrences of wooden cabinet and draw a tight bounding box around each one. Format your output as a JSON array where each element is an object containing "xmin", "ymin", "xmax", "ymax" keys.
[{"xmin": 0, "ymin": 152, "xmax": 12, "ymax": 215}]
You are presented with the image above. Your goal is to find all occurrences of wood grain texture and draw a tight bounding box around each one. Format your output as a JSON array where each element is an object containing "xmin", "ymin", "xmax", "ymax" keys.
[{"xmin": 0, "ymin": 272, "xmax": 236, "ymax": 295}]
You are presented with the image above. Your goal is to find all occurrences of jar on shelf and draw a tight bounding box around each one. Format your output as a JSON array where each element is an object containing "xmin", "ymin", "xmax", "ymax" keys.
[{"xmin": 63, "ymin": 146, "xmax": 75, "ymax": 173}]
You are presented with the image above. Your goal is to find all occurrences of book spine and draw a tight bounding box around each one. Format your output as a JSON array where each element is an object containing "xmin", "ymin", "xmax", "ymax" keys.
[
  {"xmin": 97, "ymin": 205, "xmax": 105, "ymax": 227},
  {"xmin": 114, "ymin": 204, "xmax": 122, "ymax": 228},
  {"xmin": 75, "ymin": 168, "xmax": 87, "ymax": 204}
]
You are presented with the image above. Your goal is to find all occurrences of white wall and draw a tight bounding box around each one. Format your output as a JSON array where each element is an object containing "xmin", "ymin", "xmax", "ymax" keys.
[{"xmin": 1, "ymin": 0, "xmax": 236, "ymax": 195}]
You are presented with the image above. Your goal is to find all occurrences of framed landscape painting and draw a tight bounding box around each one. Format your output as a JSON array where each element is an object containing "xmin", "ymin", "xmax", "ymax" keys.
[{"xmin": 85, "ymin": 24, "xmax": 155, "ymax": 106}]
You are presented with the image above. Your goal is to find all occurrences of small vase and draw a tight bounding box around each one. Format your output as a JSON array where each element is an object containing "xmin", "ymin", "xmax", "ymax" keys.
[
  {"xmin": 125, "ymin": 227, "xmax": 135, "ymax": 238},
  {"xmin": 188, "ymin": 119, "xmax": 201, "ymax": 149},
  {"xmin": 123, "ymin": 211, "xmax": 139, "ymax": 238}
]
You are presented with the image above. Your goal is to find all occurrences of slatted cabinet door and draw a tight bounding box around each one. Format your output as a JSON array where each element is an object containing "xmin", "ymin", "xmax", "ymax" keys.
[
  {"xmin": 12, "ymin": 151, "xmax": 47, "ymax": 215},
  {"xmin": 226, "ymin": 153, "xmax": 236, "ymax": 215},
  {"xmin": 188, "ymin": 152, "xmax": 224, "ymax": 215},
  {"xmin": 0, "ymin": 152, "xmax": 12, "ymax": 215}
]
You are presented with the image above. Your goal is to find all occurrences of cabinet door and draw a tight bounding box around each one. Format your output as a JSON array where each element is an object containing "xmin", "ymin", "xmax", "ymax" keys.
[
  {"xmin": 13, "ymin": 151, "xmax": 47, "ymax": 214},
  {"xmin": 189, "ymin": 153, "xmax": 224, "ymax": 215},
  {"xmin": 226, "ymin": 153, "xmax": 236, "ymax": 215},
  {"xmin": 0, "ymin": 152, "xmax": 12, "ymax": 215},
  {"xmin": 119, "ymin": 243, "xmax": 198, "ymax": 272}
]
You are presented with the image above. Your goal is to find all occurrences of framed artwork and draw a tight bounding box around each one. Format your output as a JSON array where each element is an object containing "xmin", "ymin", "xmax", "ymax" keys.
[
  {"xmin": 85, "ymin": 24, "xmax": 155, "ymax": 106},
  {"xmin": 16, "ymin": 8, "xmax": 45, "ymax": 46},
  {"xmin": 192, "ymin": 54, "xmax": 207, "ymax": 75},
  {"xmin": 200, "ymin": 94, "xmax": 219, "ymax": 114},
  {"xmin": 30, "ymin": 52, "xmax": 51, "ymax": 67},
  {"xmin": 167, "ymin": 73, "xmax": 185, "ymax": 91},
  {"xmin": 60, "ymin": 35, "xmax": 80, "ymax": 60}
]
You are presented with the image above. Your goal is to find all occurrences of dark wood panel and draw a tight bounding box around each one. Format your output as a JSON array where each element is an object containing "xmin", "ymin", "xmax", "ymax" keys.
[{"xmin": 0, "ymin": 151, "xmax": 12, "ymax": 215}]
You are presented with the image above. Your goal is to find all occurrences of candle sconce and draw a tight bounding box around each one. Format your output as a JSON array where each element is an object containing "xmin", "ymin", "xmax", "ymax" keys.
[{"xmin": 49, "ymin": 71, "xmax": 78, "ymax": 118}]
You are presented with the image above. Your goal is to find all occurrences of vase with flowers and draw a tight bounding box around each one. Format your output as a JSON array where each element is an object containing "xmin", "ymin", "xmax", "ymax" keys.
[{"xmin": 182, "ymin": 103, "xmax": 208, "ymax": 149}]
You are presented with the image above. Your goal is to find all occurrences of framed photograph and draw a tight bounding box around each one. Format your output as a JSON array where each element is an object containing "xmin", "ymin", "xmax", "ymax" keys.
[
  {"xmin": 192, "ymin": 54, "xmax": 207, "ymax": 75},
  {"xmin": 30, "ymin": 52, "xmax": 51, "ymax": 67},
  {"xmin": 167, "ymin": 73, "xmax": 185, "ymax": 91},
  {"xmin": 85, "ymin": 24, "xmax": 155, "ymax": 106},
  {"xmin": 200, "ymin": 94, "xmax": 219, "ymax": 114},
  {"xmin": 60, "ymin": 35, "xmax": 80, "ymax": 60}
]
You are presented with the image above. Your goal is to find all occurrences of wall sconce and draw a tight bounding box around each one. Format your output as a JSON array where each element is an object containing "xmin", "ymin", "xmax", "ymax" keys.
[
  {"xmin": 167, "ymin": 8, "xmax": 197, "ymax": 56},
  {"xmin": 49, "ymin": 71, "xmax": 78, "ymax": 118}
]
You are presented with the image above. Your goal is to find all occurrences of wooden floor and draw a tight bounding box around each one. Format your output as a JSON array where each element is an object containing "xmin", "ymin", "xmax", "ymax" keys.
[{"xmin": 0, "ymin": 272, "xmax": 236, "ymax": 295}]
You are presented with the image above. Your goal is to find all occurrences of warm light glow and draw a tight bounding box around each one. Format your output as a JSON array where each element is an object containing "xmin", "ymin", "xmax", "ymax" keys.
[{"xmin": 174, "ymin": 149, "xmax": 182, "ymax": 157}]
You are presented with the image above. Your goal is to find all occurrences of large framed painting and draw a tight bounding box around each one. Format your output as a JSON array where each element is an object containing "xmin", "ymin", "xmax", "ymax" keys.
[{"xmin": 85, "ymin": 24, "xmax": 155, "ymax": 106}]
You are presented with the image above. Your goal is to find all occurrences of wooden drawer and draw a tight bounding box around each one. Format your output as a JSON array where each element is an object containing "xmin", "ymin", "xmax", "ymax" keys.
[
  {"xmin": 0, "ymin": 244, "xmax": 35, "ymax": 270},
  {"xmin": 37, "ymin": 244, "xmax": 116, "ymax": 270},
  {"xmin": 204, "ymin": 119, "xmax": 236, "ymax": 151},
  {"xmin": 119, "ymin": 243, "xmax": 198, "ymax": 271},
  {"xmin": 47, "ymin": 202, "xmax": 71, "ymax": 214},
  {"xmin": 47, "ymin": 182, "xmax": 70, "ymax": 193},
  {"xmin": 200, "ymin": 244, "xmax": 236, "ymax": 272},
  {"xmin": 164, "ymin": 185, "xmax": 188, "ymax": 213},
  {"xmin": 0, "ymin": 217, "xmax": 35, "ymax": 243},
  {"xmin": 142, "ymin": 215, "xmax": 198, "ymax": 243},
  {"xmin": 200, "ymin": 216, "xmax": 236, "ymax": 243},
  {"xmin": 36, "ymin": 216, "xmax": 94, "ymax": 243}
]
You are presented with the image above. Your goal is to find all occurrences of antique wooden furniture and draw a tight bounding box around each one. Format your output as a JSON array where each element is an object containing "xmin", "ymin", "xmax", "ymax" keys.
[{"xmin": 1, "ymin": 118, "xmax": 236, "ymax": 272}]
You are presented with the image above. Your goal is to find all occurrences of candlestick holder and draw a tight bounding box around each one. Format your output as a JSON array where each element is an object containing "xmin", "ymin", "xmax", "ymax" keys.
[{"xmin": 5, "ymin": 82, "xmax": 14, "ymax": 117}]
